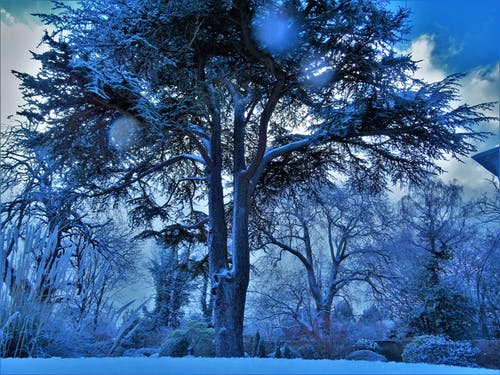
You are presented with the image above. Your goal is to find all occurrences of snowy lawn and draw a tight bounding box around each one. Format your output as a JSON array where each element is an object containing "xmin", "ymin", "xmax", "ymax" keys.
[{"xmin": 1, "ymin": 357, "xmax": 497, "ymax": 375}]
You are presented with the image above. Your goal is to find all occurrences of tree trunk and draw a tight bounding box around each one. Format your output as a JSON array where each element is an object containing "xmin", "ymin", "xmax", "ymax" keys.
[
  {"xmin": 212, "ymin": 274, "xmax": 248, "ymax": 356},
  {"xmin": 315, "ymin": 307, "xmax": 331, "ymax": 339},
  {"xmin": 207, "ymin": 165, "xmax": 252, "ymax": 357},
  {"xmin": 213, "ymin": 172, "xmax": 251, "ymax": 357}
]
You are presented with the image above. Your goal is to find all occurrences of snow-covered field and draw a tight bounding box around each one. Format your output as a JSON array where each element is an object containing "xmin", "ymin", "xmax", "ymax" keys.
[{"xmin": 1, "ymin": 357, "xmax": 497, "ymax": 375}]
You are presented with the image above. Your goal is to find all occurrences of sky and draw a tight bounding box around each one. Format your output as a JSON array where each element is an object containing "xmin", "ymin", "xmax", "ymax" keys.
[{"xmin": 1, "ymin": 0, "xmax": 499, "ymax": 195}]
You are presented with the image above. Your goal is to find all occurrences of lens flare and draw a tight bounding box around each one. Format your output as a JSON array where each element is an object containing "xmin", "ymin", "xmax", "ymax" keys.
[
  {"xmin": 252, "ymin": 8, "xmax": 300, "ymax": 55},
  {"xmin": 108, "ymin": 116, "xmax": 140, "ymax": 151}
]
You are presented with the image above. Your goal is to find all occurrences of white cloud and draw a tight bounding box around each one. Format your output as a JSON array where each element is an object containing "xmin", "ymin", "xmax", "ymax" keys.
[
  {"xmin": 1, "ymin": 8, "xmax": 16, "ymax": 25},
  {"xmin": 402, "ymin": 34, "xmax": 499, "ymax": 197},
  {"xmin": 404, "ymin": 35, "xmax": 446, "ymax": 83},
  {"xmin": 0, "ymin": 15, "xmax": 47, "ymax": 126},
  {"xmin": 441, "ymin": 63, "xmax": 498, "ymax": 194},
  {"xmin": 460, "ymin": 63, "xmax": 499, "ymax": 117}
]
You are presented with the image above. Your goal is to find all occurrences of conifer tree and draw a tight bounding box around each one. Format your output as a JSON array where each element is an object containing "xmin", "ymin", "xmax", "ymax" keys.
[{"xmin": 10, "ymin": 0, "xmax": 493, "ymax": 356}]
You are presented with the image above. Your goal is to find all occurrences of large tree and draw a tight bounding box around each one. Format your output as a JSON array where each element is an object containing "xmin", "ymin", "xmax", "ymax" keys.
[{"xmin": 11, "ymin": 0, "xmax": 492, "ymax": 356}]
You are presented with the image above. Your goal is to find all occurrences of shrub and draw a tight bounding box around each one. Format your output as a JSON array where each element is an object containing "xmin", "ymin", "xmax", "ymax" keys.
[
  {"xmin": 354, "ymin": 338, "xmax": 382, "ymax": 352},
  {"xmin": 408, "ymin": 285, "xmax": 479, "ymax": 340},
  {"xmin": 1, "ymin": 228, "xmax": 75, "ymax": 357},
  {"xmin": 185, "ymin": 321, "xmax": 215, "ymax": 357},
  {"xmin": 251, "ymin": 331, "xmax": 268, "ymax": 358},
  {"xmin": 159, "ymin": 335, "xmax": 190, "ymax": 357},
  {"xmin": 346, "ymin": 349, "xmax": 388, "ymax": 362},
  {"xmin": 402, "ymin": 335, "xmax": 479, "ymax": 367},
  {"xmin": 159, "ymin": 321, "xmax": 215, "ymax": 358},
  {"xmin": 473, "ymin": 339, "xmax": 500, "ymax": 369},
  {"xmin": 120, "ymin": 315, "xmax": 170, "ymax": 350},
  {"xmin": 283, "ymin": 343, "xmax": 293, "ymax": 359},
  {"xmin": 252, "ymin": 332, "xmax": 261, "ymax": 357}
]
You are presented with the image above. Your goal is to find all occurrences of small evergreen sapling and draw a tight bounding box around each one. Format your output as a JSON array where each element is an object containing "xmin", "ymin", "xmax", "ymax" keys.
[
  {"xmin": 274, "ymin": 341, "xmax": 282, "ymax": 358},
  {"xmin": 253, "ymin": 332, "xmax": 261, "ymax": 357}
]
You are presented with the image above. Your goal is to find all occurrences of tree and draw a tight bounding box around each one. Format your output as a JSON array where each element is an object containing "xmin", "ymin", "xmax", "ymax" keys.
[
  {"xmin": 253, "ymin": 183, "xmax": 391, "ymax": 339},
  {"xmin": 379, "ymin": 179, "xmax": 480, "ymax": 339},
  {"xmin": 1, "ymin": 121, "xmax": 139, "ymax": 356},
  {"xmin": 148, "ymin": 242, "xmax": 210, "ymax": 329},
  {"xmin": 455, "ymin": 181, "xmax": 500, "ymax": 338},
  {"xmin": 12, "ymin": 0, "xmax": 492, "ymax": 356}
]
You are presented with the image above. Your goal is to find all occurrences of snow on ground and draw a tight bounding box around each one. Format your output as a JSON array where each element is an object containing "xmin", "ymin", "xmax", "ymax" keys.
[{"xmin": 1, "ymin": 357, "xmax": 497, "ymax": 375}]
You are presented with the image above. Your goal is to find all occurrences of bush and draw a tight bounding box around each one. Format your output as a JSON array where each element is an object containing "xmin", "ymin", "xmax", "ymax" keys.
[
  {"xmin": 185, "ymin": 321, "xmax": 215, "ymax": 357},
  {"xmin": 402, "ymin": 335, "xmax": 479, "ymax": 367},
  {"xmin": 473, "ymin": 339, "xmax": 500, "ymax": 369},
  {"xmin": 120, "ymin": 315, "xmax": 170, "ymax": 350},
  {"xmin": 159, "ymin": 335, "xmax": 190, "ymax": 357},
  {"xmin": 274, "ymin": 341, "xmax": 281, "ymax": 358},
  {"xmin": 159, "ymin": 321, "xmax": 215, "ymax": 358},
  {"xmin": 283, "ymin": 343, "xmax": 293, "ymax": 359},
  {"xmin": 408, "ymin": 285, "xmax": 479, "ymax": 340},
  {"xmin": 354, "ymin": 338, "xmax": 382, "ymax": 352}
]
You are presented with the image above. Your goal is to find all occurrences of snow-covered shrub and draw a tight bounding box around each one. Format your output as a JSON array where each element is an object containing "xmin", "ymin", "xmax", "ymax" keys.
[
  {"xmin": 159, "ymin": 321, "xmax": 215, "ymax": 358},
  {"xmin": 282, "ymin": 343, "xmax": 294, "ymax": 359},
  {"xmin": 273, "ymin": 341, "xmax": 282, "ymax": 358},
  {"xmin": 159, "ymin": 335, "xmax": 190, "ymax": 357},
  {"xmin": 1, "ymin": 227, "xmax": 73, "ymax": 357},
  {"xmin": 294, "ymin": 343, "xmax": 321, "ymax": 359},
  {"xmin": 119, "ymin": 314, "xmax": 169, "ymax": 350},
  {"xmin": 251, "ymin": 332, "xmax": 267, "ymax": 358},
  {"xmin": 472, "ymin": 339, "xmax": 500, "ymax": 370},
  {"xmin": 123, "ymin": 347, "xmax": 159, "ymax": 357},
  {"xmin": 354, "ymin": 338, "xmax": 382, "ymax": 352},
  {"xmin": 408, "ymin": 285, "xmax": 479, "ymax": 340},
  {"xmin": 402, "ymin": 335, "xmax": 479, "ymax": 367},
  {"xmin": 185, "ymin": 321, "xmax": 215, "ymax": 357}
]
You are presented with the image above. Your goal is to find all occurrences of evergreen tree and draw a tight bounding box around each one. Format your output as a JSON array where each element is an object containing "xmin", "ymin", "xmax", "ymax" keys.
[
  {"xmin": 382, "ymin": 179, "xmax": 481, "ymax": 339},
  {"xmin": 253, "ymin": 331, "xmax": 261, "ymax": 358},
  {"xmin": 10, "ymin": 0, "xmax": 492, "ymax": 356}
]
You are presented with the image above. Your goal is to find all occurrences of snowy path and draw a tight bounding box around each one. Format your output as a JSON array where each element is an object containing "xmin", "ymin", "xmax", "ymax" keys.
[{"xmin": 1, "ymin": 357, "xmax": 497, "ymax": 375}]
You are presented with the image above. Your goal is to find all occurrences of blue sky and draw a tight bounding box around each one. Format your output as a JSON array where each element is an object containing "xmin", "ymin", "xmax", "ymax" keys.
[
  {"xmin": 1, "ymin": 0, "xmax": 499, "ymax": 193},
  {"xmin": 391, "ymin": 0, "xmax": 499, "ymax": 73}
]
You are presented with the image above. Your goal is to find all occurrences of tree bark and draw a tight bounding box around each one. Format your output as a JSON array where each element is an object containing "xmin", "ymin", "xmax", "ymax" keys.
[
  {"xmin": 315, "ymin": 307, "xmax": 332, "ymax": 339},
  {"xmin": 206, "ymin": 85, "xmax": 251, "ymax": 356},
  {"xmin": 208, "ymin": 172, "xmax": 251, "ymax": 357}
]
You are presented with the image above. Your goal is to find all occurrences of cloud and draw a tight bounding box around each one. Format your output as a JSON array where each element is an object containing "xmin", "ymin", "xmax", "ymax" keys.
[
  {"xmin": 403, "ymin": 34, "xmax": 499, "ymax": 196},
  {"xmin": 1, "ymin": 8, "xmax": 16, "ymax": 25},
  {"xmin": 441, "ymin": 64, "xmax": 499, "ymax": 196},
  {"xmin": 404, "ymin": 35, "xmax": 446, "ymax": 83},
  {"xmin": 460, "ymin": 63, "xmax": 499, "ymax": 116},
  {"xmin": 0, "ymin": 14, "xmax": 47, "ymax": 126}
]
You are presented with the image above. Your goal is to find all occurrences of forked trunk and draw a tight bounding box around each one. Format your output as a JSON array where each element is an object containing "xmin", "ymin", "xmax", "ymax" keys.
[{"xmin": 207, "ymin": 170, "xmax": 250, "ymax": 357}]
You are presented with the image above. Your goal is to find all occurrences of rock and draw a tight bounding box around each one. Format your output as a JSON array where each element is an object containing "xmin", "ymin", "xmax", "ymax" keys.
[{"xmin": 346, "ymin": 350, "xmax": 388, "ymax": 362}]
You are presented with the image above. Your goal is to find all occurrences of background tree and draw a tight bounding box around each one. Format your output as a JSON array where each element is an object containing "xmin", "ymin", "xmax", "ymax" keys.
[
  {"xmin": 452, "ymin": 181, "xmax": 500, "ymax": 338},
  {"xmin": 1, "ymin": 119, "xmax": 139, "ymax": 357},
  {"xmin": 11, "ymin": 0, "xmax": 492, "ymax": 356},
  {"xmin": 378, "ymin": 179, "xmax": 481, "ymax": 340},
  {"xmin": 250, "ymin": 182, "xmax": 391, "ymax": 358},
  {"xmin": 254, "ymin": 183, "xmax": 391, "ymax": 339}
]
